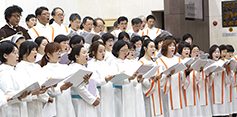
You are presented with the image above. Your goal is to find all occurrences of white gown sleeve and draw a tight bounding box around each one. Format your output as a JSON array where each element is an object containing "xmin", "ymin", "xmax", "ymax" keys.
[{"xmin": 0, "ymin": 90, "xmax": 7, "ymax": 108}]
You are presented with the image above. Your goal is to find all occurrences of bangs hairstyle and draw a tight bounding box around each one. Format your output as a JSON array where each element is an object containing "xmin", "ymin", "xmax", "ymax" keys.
[
  {"xmin": 92, "ymin": 35, "xmax": 103, "ymax": 44},
  {"xmin": 118, "ymin": 31, "xmax": 130, "ymax": 41},
  {"xmin": 219, "ymin": 44, "xmax": 227, "ymax": 52},
  {"xmin": 102, "ymin": 33, "xmax": 114, "ymax": 44},
  {"xmin": 40, "ymin": 42, "xmax": 61, "ymax": 67},
  {"xmin": 182, "ymin": 33, "xmax": 193, "ymax": 42},
  {"xmin": 131, "ymin": 36, "xmax": 142, "ymax": 45},
  {"xmin": 128, "ymin": 42, "xmax": 136, "ymax": 50},
  {"xmin": 0, "ymin": 42, "xmax": 17, "ymax": 63},
  {"xmin": 19, "ymin": 41, "xmax": 38, "ymax": 62},
  {"xmin": 54, "ymin": 34, "xmax": 69, "ymax": 43},
  {"xmin": 139, "ymin": 39, "xmax": 154, "ymax": 60},
  {"xmin": 68, "ymin": 44, "xmax": 84, "ymax": 62},
  {"xmin": 177, "ymin": 41, "xmax": 191, "ymax": 54},
  {"xmin": 208, "ymin": 45, "xmax": 219, "ymax": 59},
  {"xmin": 89, "ymin": 41, "xmax": 104, "ymax": 59},
  {"xmin": 69, "ymin": 35, "xmax": 84, "ymax": 48},
  {"xmin": 226, "ymin": 44, "xmax": 234, "ymax": 52},
  {"xmin": 34, "ymin": 36, "xmax": 49, "ymax": 50},
  {"xmin": 112, "ymin": 40, "xmax": 128, "ymax": 58},
  {"xmin": 161, "ymin": 39, "xmax": 177, "ymax": 56}
]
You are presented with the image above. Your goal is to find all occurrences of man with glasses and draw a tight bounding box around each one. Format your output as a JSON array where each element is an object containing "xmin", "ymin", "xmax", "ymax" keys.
[
  {"xmin": 112, "ymin": 16, "xmax": 128, "ymax": 38},
  {"xmin": 50, "ymin": 7, "xmax": 69, "ymax": 40},
  {"xmin": 93, "ymin": 18, "xmax": 105, "ymax": 35},
  {"xmin": 128, "ymin": 18, "xmax": 142, "ymax": 38},
  {"xmin": 1, "ymin": 5, "xmax": 31, "ymax": 39},
  {"xmin": 28, "ymin": 6, "xmax": 54, "ymax": 42}
]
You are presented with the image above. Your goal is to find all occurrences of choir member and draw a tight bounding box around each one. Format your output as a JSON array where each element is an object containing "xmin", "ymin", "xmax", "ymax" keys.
[
  {"xmin": 112, "ymin": 16, "xmax": 128, "ymax": 37},
  {"xmin": 68, "ymin": 13, "xmax": 81, "ymax": 35},
  {"xmin": 118, "ymin": 31, "xmax": 130, "ymax": 42},
  {"xmin": 182, "ymin": 33, "xmax": 193, "ymax": 45},
  {"xmin": 93, "ymin": 18, "xmax": 105, "ymax": 34},
  {"xmin": 25, "ymin": 14, "xmax": 37, "ymax": 29},
  {"xmin": 102, "ymin": 33, "xmax": 115, "ymax": 64},
  {"xmin": 128, "ymin": 18, "xmax": 142, "ymax": 37},
  {"xmin": 34, "ymin": 36, "xmax": 49, "ymax": 63}
]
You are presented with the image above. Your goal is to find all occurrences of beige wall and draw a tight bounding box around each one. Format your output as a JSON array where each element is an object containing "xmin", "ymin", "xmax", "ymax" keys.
[
  {"xmin": 209, "ymin": 0, "xmax": 237, "ymax": 53},
  {"xmin": 0, "ymin": 0, "xmax": 164, "ymax": 30}
]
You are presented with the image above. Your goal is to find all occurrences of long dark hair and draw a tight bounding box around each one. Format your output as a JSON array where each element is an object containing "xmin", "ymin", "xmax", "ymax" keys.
[{"xmin": 138, "ymin": 39, "xmax": 154, "ymax": 61}]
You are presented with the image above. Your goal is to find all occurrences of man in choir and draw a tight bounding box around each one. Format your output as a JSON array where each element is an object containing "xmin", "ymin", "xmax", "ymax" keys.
[
  {"xmin": 25, "ymin": 14, "xmax": 37, "ymax": 29},
  {"xmin": 80, "ymin": 16, "xmax": 94, "ymax": 33},
  {"xmin": 138, "ymin": 15, "xmax": 146, "ymax": 31},
  {"xmin": 112, "ymin": 16, "xmax": 128, "ymax": 37},
  {"xmin": 1, "ymin": 5, "xmax": 31, "ymax": 39},
  {"xmin": 142, "ymin": 15, "xmax": 163, "ymax": 40},
  {"xmin": 93, "ymin": 18, "xmax": 105, "ymax": 34},
  {"xmin": 50, "ymin": 7, "xmax": 69, "ymax": 38},
  {"xmin": 128, "ymin": 18, "xmax": 142, "ymax": 37},
  {"xmin": 28, "ymin": 6, "xmax": 54, "ymax": 42},
  {"xmin": 112, "ymin": 21, "xmax": 119, "ymax": 37}
]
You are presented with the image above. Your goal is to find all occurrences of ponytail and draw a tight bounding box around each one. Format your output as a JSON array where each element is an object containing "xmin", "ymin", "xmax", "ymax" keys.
[{"xmin": 40, "ymin": 54, "xmax": 49, "ymax": 67}]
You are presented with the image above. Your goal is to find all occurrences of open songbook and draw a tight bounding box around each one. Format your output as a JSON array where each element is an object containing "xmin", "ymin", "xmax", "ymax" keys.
[
  {"xmin": 11, "ymin": 82, "xmax": 41, "ymax": 98},
  {"xmin": 162, "ymin": 63, "xmax": 187, "ymax": 76},
  {"xmin": 136, "ymin": 65, "xmax": 160, "ymax": 78},
  {"xmin": 190, "ymin": 59, "xmax": 215, "ymax": 71},
  {"xmin": 80, "ymin": 32, "xmax": 97, "ymax": 44},
  {"xmin": 181, "ymin": 57, "xmax": 198, "ymax": 67},
  {"xmin": 223, "ymin": 59, "xmax": 237, "ymax": 71},
  {"xmin": 204, "ymin": 65, "xmax": 224, "ymax": 75},
  {"xmin": 41, "ymin": 78, "xmax": 65, "ymax": 88}
]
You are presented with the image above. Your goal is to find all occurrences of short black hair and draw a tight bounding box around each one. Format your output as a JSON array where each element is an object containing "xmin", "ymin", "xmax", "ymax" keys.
[
  {"xmin": 80, "ymin": 16, "xmax": 93, "ymax": 29},
  {"xmin": 219, "ymin": 44, "xmax": 227, "ymax": 53},
  {"xmin": 34, "ymin": 36, "xmax": 49, "ymax": 50},
  {"xmin": 114, "ymin": 21, "xmax": 118, "ymax": 28},
  {"xmin": 54, "ymin": 35, "xmax": 69, "ymax": 43},
  {"xmin": 130, "ymin": 36, "xmax": 142, "ymax": 45},
  {"xmin": 69, "ymin": 35, "xmax": 84, "ymax": 48},
  {"xmin": 5, "ymin": 5, "xmax": 23, "ymax": 23},
  {"xmin": 112, "ymin": 40, "xmax": 128, "ymax": 57},
  {"xmin": 191, "ymin": 45, "xmax": 200, "ymax": 51},
  {"xmin": 164, "ymin": 36, "xmax": 176, "ymax": 41},
  {"xmin": 68, "ymin": 44, "xmax": 84, "ymax": 62},
  {"xmin": 118, "ymin": 16, "xmax": 128, "ymax": 24},
  {"xmin": 118, "ymin": 31, "xmax": 130, "ymax": 41},
  {"xmin": 69, "ymin": 13, "xmax": 81, "ymax": 21},
  {"xmin": 51, "ymin": 7, "xmax": 64, "ymax": 16},
  {"xmin": 226, "ymin": 44, "xmax": 234, "ymax": 52},
  {"xmin": 178, "ymin": 41, "xmax": 191, "ymax": 54},
  {"xmin": 146, "ymin": 15, "xmax": 156, "ymax": 21},
  {"xmin": 35, "ymin": 6, "xmax": 48, "ymax": 17},
  {"xmin": 25, "ymin": 14, "xmax": 36, "ymax": 22},
  {"xmin": 93, "ymin": 18, "xmax": 105, "ymax": 26},
  {"xmin": 0, "ymin": 42, "xmax": 18, "ymax": 63},
  {"xmin": 127, "ymin": 42, "xmax": 136, "ymax": 50},
  {"xmin": 154, "ymin": 37, "xmax": 163, "ymax": 50},
  {"xmin": 182, "ymin": 33, "xmax": 193, "ymax": 41},
  {"xmin": 102, "ymin": 33, "xmax": 114, "ymax": 44},
  {"xmin": 209, "ymin": 45, "xmax": 219, "ymax": 59},
  {"xmin": 19, "ymin": 41, "xmax": 38, "ymax": 62},
  {"xmin": 175, "ymin": 38, "xmax": 181, "ymax": 44},
  {"xmin": 131, "ymin": 18, "xmax": 142, "ymax": 25},
  {"xmin": 92, "ymin": 35, "xmax": 102, "ymax": 43}
]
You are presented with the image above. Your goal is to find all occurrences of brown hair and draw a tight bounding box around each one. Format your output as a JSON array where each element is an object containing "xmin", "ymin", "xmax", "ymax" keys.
[
  {"xmin": 161, "ymin": 39, "xmax": 177, "ymax": 56},
  {"xmin": 88, "ymin": 41, "xmax": 104, "ymax": 59},
  {"xmin": 40, "ymin": 42, "xmax": 61, "ymax": 67}
]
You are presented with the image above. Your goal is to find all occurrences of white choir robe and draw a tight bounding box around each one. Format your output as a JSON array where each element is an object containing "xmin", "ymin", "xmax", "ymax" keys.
[
  {"xmin": 209, "ymin": 60, "xmax": 229, "ymax": 116},
  {"xmin": 28, "ymin": 22, "xmax": 54, "ymax": 42},
  {"xmin": 196, "ymin": 70, "xmax": 212, "ymax": 117},
  {"xmin": 87, "ymin": 58, "xmax": 115, "ymax": 117},
  {"xmin": 42, "ymin": 63, "xmax": 75, "ymax": 117},
  {"xmin": 181, "ymin": 70, "xmax": 202, "ymax": 117},
  {"xmin": 15, "ymin": 61, "xmax": 49, "ymax": 117},
  {"xmin": 35, "ymin": 53, "xmax": 43, "ymax": 64},
  {"xmin": 111, "ymin": 29, "xmax": 121, "ymax": 38},
  {"xmin": 0, "ymin": 64, "xmax": 28, "ymax": 117},
  {"xmin": 157, "ymin": 56, "xmax": 186, "ymax": 117},
  {"xmin": 109, "ymin": 58, "xmax": 134, "ymax": 117},
  {"xmin": 50, "ymin": 22, "xmax": 69, "ymax": 40},
  {"xmin": 104, "ymin": 51, "xmax": 115, "ymax": 65},
  {"xmin": 127, "ymin": 28, "xmax": 142, "ymax": 37},
  {"xmin": 69, "ymin": 63, "xmax": 99, "ymax": 117},
  {"xmin": 141, "ymin": 27, "xmax": 163, "ymax": 40},
  {"xmin": 0, "ymin": 89, "xmax": 7, "ymax": 117},
  {"xmin": 139, "ymin": 58, "xmax": 167, "ymax": 117},
  {"xmin": 231, "ymin": 56, "xmax": 237, "ymax": 114},
  {"xmin": 68, "ymin": 27, "xmax": 80, "ymax": 36}
]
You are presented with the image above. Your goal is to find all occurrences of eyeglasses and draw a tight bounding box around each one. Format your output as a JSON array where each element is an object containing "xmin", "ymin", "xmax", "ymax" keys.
[
  {"xmin": 57, "ymin": 13, "xmax": 65, "ymax": 17},
  {"xmin": 54, "ymin": 50, "xmax": 62, "ymax": 54},
  {"xmin": 74, "ymin": 21, "xmax": 81, "ymax": 25},
  {"xmin": 97, "ymin": 25, "xmax": 105, "ymax": 29},
  {"xmin": 107, "ymin": 40, "xmax": 114, "ymax": 43},
  {"xmin": 41, "ymin": 12, "xmax": 50, "ymax": 16},
  {"xmin": 85, "ymin": 24, "xmax": 93, "ymax": 27},
  {"xmin": 120, "ymin": 23, "xmax": 127, "ymax": 26},
  {"xmin": 11, "ymin": 14, "xmax": 21, "ymax": 19},
  {"xmin": 120, "ymin": 49, "xmax": 128, "ymax": 53},
  {"xmin": 192, "ymin": 50, "xmax": 200, "ymax": 53}
]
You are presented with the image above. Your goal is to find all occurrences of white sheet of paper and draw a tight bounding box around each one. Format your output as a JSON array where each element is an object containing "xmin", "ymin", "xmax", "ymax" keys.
[
  {"xmin": 162, "ymin": 63, "xmax": 187, "ymax": 76},
  {"xmin": 11, "ymin": 82, "xmax": 40, "ymax": 98},
  {"xmin": 110, "ymin": 73, "xmax": 131, "ymax": 83},
  {"xmin": 64, "ymin": 69, "xmax": 93, "ymax": 87},
  {"xmin": 136, "ymin": 64, "xmax": 154, "ymax": 75},
  {"xmin": 143, "ymin": 65, "xmax": 160, "ymax": 78},
  {"xmin": 204, "ymin": 65, "xmax": 224, "ymax": 75},
  {"xmin": 191, "ymin": 59, "xmax": 215, "ymax": 71},
  {"xmin": 181, "ymin": 58, "xmax": 194, "ymax": 66},
  {"xmin": 41, "ymin": 78, "xmax": 65, "ymax": 88}
]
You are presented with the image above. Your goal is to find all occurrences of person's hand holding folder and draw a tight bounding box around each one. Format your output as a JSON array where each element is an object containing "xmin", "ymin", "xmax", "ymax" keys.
[
  {"xmin": 60, "ymin": 82, "xmax": 73, "ymax": 92},
  {"xmin": 105, "ymin": 75, "xmax": 115, "ymax": 82},
  {"xmin": 18, "ymin": 91, "xmax": 30, "ymax": 101},
  {"xmin": 128, "ymin": 71, "xmax": 138, "ymax": 82}
]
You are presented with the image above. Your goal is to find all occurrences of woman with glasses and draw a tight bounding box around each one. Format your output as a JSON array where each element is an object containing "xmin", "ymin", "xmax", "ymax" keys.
[
  {"xmin": 40, "ymin": 42, "xmax": 74, "ymax": 117},
  {"xmin": 109, "ymin": 40, "xmax": 139, "ymax": 117},
  {"xmin": 68, "ymin": 44, "xmax": 98, "ymax": 117}
]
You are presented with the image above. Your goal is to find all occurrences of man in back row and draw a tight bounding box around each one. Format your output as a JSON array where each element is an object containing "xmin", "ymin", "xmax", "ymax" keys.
[{"xmin": 112, "ymin": 16, "xmax": 128, "ymax": 38}]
